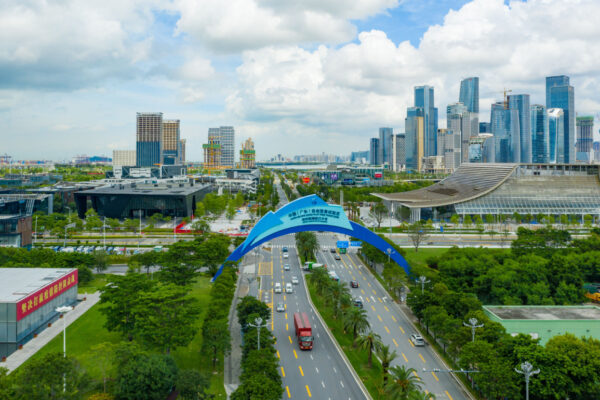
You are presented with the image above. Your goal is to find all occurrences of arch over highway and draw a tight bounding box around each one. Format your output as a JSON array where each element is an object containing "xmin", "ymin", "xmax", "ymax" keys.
[{"xmin": 212, "ymin": 194, "xmax": 410, "ymax": 281}]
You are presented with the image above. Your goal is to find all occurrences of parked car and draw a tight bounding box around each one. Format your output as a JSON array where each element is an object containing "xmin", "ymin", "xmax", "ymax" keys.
[
  {"xmin": 350, "ymin": 280, "xmax": 359, "ymax": 288},
  {"xmin": 410, "ymin": 334, "xmax": 425, "ymax": 346},
  {"xmin": 276, "ymin": 302, "xmax": 285, "ymax": 312}
]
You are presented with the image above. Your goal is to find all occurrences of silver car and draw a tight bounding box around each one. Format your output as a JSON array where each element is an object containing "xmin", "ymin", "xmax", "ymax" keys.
[
  {"xmin": 276, "ymin": 302, "xmax": 285, "ymax": 312},
  {"xmin": 291, "ymin": 276, "xmax": 299, "ymax": 285},
  {"xmin": 410, "ymin": 334, "xmax": 425, "ymax": 346}
]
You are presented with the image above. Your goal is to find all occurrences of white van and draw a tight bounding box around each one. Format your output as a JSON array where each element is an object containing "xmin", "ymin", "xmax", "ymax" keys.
[
  {"xmin": 285, "ymin": 283, "xmax": 293, "ymax": 293},
  {"xmin": 275, "ymin": 282, "xmax": 282, "ymax": 293}
]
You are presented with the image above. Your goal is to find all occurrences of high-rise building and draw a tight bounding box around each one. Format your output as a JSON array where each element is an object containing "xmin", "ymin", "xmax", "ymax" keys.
[
  {"xmin": 350, "ymin": 151, "xmax": 369, "ymax": 164},
  {"xmin": 369, "ymin": 138, "xmax": 380, "ymax": 165},
  {"xmin": 437, "ymin": 129, "xmax": 461, "ymax": 172},
  {"xmin": 459, "ymin": 77, "xmax": 479, "ymax": 113},
  {"xmin": 508, "ymin": 94, "xmax": 531, "ymax": 163},
  {"xmin": 446, "ymin": 102, "xmax": 474, "ymax": 164},
  {"xmin": 405, "ymin": 107, "xmax": 424, "ymax": 171},
  {"xmin": 205, "ymin": 127, "xmax": 235, "ymax": 167},
  {"xmin": 240, "ymin": 138, "xmax": 256, "ymax": 168},
  {"xmin": 530, "ymin": 104, "xmax": 549, "ymax": 163},
  {"xmin": 162, "ymin": 119, "xmax": 180, "ymax": 165},
  {"xmin": 468, "ymin": 134, "xmax": 493, "ymax": 163},
  {"xmin": 378, "ymin": 127, "xmax": 393, "ymax": 166},
  {"xmin": 491, "ymin": 102, "xmax": 520, "ymax": 163},
  {"xmin": 203, "ymin": 130, "xmax": 222, "ymax": 170},
  {"xmin": 576, "ymin": 116, "xmax": 594, "ymax": 162},
  {"xmin": 392, "ymin": 134, "xmax": 406, "ymax": 172},
  {"xmin": 112, "ymin": 150, "xmax": 136, "ymax": 167},
  {"xmin": 546, "ymin": 75, "xmax": 575, "ymax": 163},
  {"xmin": 479, "ymin": 122, "xmax": 491, "ymax": 133},
  {"xmin": 180, "ymin": 139, "xmax": 186, "ymax": 163},
  {"xmin": 547, "ymin": 108, "xmax": 564, "ymax": 163},
  {"xmin": 414, "ymin": 86, "xmax": 438, "ymax": 157},
  {"xmin": 136, "ymin": 112, "xmax": 163, "ymax": 167}
]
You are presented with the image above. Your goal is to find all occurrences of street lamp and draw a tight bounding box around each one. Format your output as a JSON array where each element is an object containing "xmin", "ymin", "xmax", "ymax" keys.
[
  {"xmin": 63, "ymin": 223, "xmax": 76, "ymax": 248},
  {"xmin": 463, "ymin": 317, "xmax": 484, "ymax": 342},
  {"xmin": 386, "ymin": 247, "xmax": 393, "ymax": 263},
  {"xmin": 56, "ymin": 305, "xmax": 74, "ymax": 392},
  {"xmin": 415, "ymin": 275, "xmax": 430, "ymax": 294},
  {"xmin": 515, "ymin": 361, "xmax": 540, "ymax": 400},
  {"xmin": 248, "ymin": 317, "xmax": 268, "ymax": 350}
]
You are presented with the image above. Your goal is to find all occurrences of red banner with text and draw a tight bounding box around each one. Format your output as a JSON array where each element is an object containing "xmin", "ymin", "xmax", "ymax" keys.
[{"xmin": 16, "ymin": 270, "xmax": 78, "ymax": 321}]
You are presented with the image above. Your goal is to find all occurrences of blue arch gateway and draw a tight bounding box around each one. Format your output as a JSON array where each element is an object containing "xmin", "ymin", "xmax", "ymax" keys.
[{"xmin": 212, "ymin": 194, "xmax": 411, "ymax": 281}]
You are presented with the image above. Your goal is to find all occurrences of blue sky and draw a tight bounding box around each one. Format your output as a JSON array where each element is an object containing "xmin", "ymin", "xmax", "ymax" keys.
[{"xmin": 2, "ymin": 0, "xmax": 599, "ymax": 162}]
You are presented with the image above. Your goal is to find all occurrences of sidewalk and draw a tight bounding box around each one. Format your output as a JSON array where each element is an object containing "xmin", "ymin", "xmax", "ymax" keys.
[{"xmin": 3, "ymin": 292, "xmax": 101, "ymax": 372}]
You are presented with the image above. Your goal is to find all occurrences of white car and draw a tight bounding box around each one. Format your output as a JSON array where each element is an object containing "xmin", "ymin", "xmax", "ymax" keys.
[
  {"xmin": 291, "ymin": 276, "xmax": 299, "ymax": 285},
  {"xmin": 274, "ymin": 283, "xmax": 282, "ymax": 293},
  {"xmin": 276, "ymin": 302, "xmax": 285, "ymax": 312},
  {"xmin": 285, "ymin": 283, "xmax": 293, "ymax": 293},
  {"xmin": 283, "ymin": 253, "xmax": 289, "ymax": 259},
  {"xmin": 284, "ymin": 264, "xmax": 290, "ymax": 271}
]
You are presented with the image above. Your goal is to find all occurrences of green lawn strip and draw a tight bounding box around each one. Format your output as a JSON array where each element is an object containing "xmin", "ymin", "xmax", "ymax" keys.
[
  {"xmin": 403, "ymin": 248, "xmax": 449, "ymax": 270},
  {"xmin": 308, "ymin": 282, "xmax": 386, "ymax": 400},
  {"xmin": 77, "ymin": 274, "xmax": 108, "ymax": 294}
]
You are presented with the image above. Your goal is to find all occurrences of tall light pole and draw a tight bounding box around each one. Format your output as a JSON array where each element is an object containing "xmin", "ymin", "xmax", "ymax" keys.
[
  {"xmin": 173, "ymin": 215, "xmax": 176, "ymax": 242},
  {"xmin": 56, "ymin": 305, "xmax": 74, "ymax": 392},
  {"xmin": 389, "ymin": 202, "xmax": 394, "ymax": 236},
  {"xmin": 515, "ymin": 361, "xmax": 540, "ymax": 400},
  {"xmin": 416, "ymin": 275, "xmax": 430, "ymax": 294},
  {"xmin": 386, "ymin": 247, "xmax": 393, "ymax": 263},
  {"xmin": 63, "ymin": 223, "xmax": 75, "ymax": 248},
  {"xmin": 34, "ymin": 215, "xmax": 38, "ymax": 246},
  {"xmin": 463, "ymin": 317, "xmax": 484, "ymax": 342},
  {"xmin": 138, "ymin": 209, "xmax": 141, "ymax": 251},
  {"xmin": 248, "ymin": 317, "xmax": 268, "ymax": 350},
  {"xmin": 102, "ymin": 217, "xmax": 106, "ymax": 250}
]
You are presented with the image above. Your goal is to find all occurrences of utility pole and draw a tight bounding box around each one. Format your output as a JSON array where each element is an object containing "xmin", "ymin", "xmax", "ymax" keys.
[
  {"xmin": 248, "ymin": 317, "xmax": 268, "ymax": 350},
  {"xmin": 389, "ymin": 202, "xmax": 394, "ymax": 236},
  {"xmin": 173, "ymin": 215, "xmax": 176, "ymax": 242},
  {"xmin": 34, "ymin": 215, "xmax": 38, "ymax": 246},
  {"xmin": 138, "ymin": 209, "xmax": 141, "ymax": 250},
  {"xmin": 56, "ymin": 306, "xmax": 73, "ymax": 392},
  {"xmin": 103, "ymin": 217, "xmax": 106, "ymax": 250},
  {"xmin": 515, "ymin": 361, "xmax": 540, "ymax": 400},
  {"xmin": 416, "ymin": 275, "xmax": 430, "ymax": 294},
  {"xmin": 463, "ymin": 317, "xmax": 484, "ymax": 342}
]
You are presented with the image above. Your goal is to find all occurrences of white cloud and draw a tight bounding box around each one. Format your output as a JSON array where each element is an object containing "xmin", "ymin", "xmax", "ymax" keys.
[
  {"xmin": 173, "ymin": 0, "xmax": 398, "ymax": 52},
  {"xmin": 181, "ymin": 87, "xmax": 205, "ymax": 103},
  {"xmin": 227, "ymin": 0, "xmax": 600, "ymax": 158},
  {"xmin": 179, "ymin": 57, "xmax": 215, "ymax": 81}
]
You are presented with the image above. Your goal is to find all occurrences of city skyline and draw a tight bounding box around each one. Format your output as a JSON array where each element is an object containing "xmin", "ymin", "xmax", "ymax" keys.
[{"xmin": 3, "ymin": 0, "xmax": 600, "ymax": 161}]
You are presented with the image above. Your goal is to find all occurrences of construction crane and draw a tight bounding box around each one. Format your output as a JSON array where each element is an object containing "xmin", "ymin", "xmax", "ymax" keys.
[{"xmin": 502, "ymin": 88, "xmax": 512, "ymax": 109}]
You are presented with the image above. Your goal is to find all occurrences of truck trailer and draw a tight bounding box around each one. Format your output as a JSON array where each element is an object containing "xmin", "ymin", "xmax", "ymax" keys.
[{"xmin": 293, "ymin": 312, "xmax": 314, "ymax": 350}]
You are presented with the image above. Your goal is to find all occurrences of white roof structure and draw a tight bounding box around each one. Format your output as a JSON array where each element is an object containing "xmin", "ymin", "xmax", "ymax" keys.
[{"xmin": 0, "ymin": 268, "xmax": 76, "ymax": 303}]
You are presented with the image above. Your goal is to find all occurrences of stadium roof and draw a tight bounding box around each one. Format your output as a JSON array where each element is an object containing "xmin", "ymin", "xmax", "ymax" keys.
[{"xmin": 372, "ymin": 163, "xmax": 518, "ymax": 208}]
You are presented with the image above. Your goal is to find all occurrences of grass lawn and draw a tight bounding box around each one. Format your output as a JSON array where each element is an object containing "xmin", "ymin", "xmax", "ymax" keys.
[
  {"xmin": 77, "ymin": 274, "xmax": 109, "ymax": 294},
  {"xmin": 403, "ymin": 248, "xmax": 449, "ymax": 270},
  {"xmin": 308, "ymin": 282, "xmax": 387, "ymax": 399},
  {"xmin": 17, "ymin": 274, "xmax": 227, "ymax": 398}
]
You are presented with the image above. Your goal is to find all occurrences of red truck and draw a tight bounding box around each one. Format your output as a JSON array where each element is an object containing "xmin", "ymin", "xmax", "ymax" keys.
[{"xmin": 293, "ymin": 312, "xmax": 314, "ymax": 350}]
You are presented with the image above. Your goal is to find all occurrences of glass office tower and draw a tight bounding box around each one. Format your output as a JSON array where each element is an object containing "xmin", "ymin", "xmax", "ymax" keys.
[
  {"xmin": 378, "ymin": 127, "xmax": 393, "ymax": 166},
  {"xmin": 459, "ymin": 77, "xmax": 479, "ymax": 113},
  {"xmin": 369, "ymin": 138, "xmax": 380, "ymax": 165},
  {"xmin": 576, "ymin": 116, "xmax": 594, "ymax": 162},
  {"xmin": 531, "ymin": 105, "xmax": 549, "ymax": 163},
  {"xmin": 491, "ymin": 102, "xmax": 520, "ymax": 163},
  {"xmin": 414, "ymin": 86, "xmax": 438, "ymax": 157},
  {"xmin": 508, "ymin": 94, "xmax": 531, "ymax": 163},
  {"xmin": 405, "ymin": 107, "xmax": 424, "ymax": 171},
  {"xmin": 546, "ymin": 75, "xmax": 575, "ymax": 163},
  {"xmin": 547, "ymin": 108, "xmax": 564, "ymax": 163}
]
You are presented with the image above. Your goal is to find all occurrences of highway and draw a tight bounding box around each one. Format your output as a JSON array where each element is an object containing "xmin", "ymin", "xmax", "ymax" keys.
[{"xmin": 315, "ymin": 234, "xmax": 470, "ymax": 400}]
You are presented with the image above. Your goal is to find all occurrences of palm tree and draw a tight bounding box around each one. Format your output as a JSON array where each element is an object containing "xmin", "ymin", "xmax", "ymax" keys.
[
  {"xmin": 377, "ymin": 344, "xmax": 397, "ymax": 384},
  {"xmin": 342, "ymin": 306, "xmax": 370, "ymax": 343},
  {"xmin": 408, "ymin": 391, "xmax": 436, "ymax": 400},
  {"xmin": 356, "ymin": 330, "xmax": 382, "ymax": 368},
  {"xmin": 385, "ymin": 365, "xmax": 423, "ymax": 400},
  {"xmin": 295, "ymin": 231, "xmax": 319, "ymax": 261},
  {"xmin": 308, "ymin": 267, "xmax": 330, "ymax": 296},
  {"xmin": 325, "ymin": 281, "xmax": 351, "ymax": 319}
]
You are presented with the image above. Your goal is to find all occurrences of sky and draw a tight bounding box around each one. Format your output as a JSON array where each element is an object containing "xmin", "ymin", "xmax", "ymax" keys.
[{"xmin": 2, "ymin": 0, "xmax": 600, "ymax": 162}]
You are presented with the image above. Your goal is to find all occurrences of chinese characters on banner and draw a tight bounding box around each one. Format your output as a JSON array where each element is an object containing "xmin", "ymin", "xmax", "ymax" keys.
[{"xmin": 16, "ymin": 270, "xmax": 78, "ymax": 321}]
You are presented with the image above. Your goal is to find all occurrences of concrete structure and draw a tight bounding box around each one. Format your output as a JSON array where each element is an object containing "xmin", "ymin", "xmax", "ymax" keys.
[
  {"xmin": 136, "ymin": 112, "xmax": 163, "ymax": 167},
  {"xmin": 180, "ymin": 139, "xmax": 186, "ymax": 163},
  {"xmin": 437, "ymin": 129, "xmax": 461, "ymax": 172},
  {"xmin": 0, "ymin": 174, "xmax": 62, "ymax": 188},
  {"xmin": 421, "ymin": 155, "xmax": 445, "ymax": 174},
  {"xmin": 546, "ymin": 75, "xmax": 575, "ymax": 163},
  {"xmin": 0, "ymin": 215, "xmax": 32, "ymax": 248},
  {"xmin": 112, "ymin": 150, "xmax": 136, "ymax": 167},
  {"xmin": 74, "ymin": 181, "xmax": 210, "ymax": 219},
  {"xmin": 350, "ymin": 150, "xmax": 369, "ymax": 164},
  {"xmin": 162, "ymin": 119, "xmax": 181, "ymax": 165},
  {"xmin": 0, "ymin": 268, "xmax": 77, "ymax": 358},
  {"xmin": 107, "ymin": 164, "xmax": 187, "ymax": 180},
  {"xmin": 484, "ymin": 305, "xmax": 600, "ymax": 345},
  {"xmin": 576, "ymin": 116, "xmax": 594, "ymax": 162},
  {"xmin": 239, "ymin": 138, "xmax": 256, "ymax": 169},
  {"xmin": 373, "ymin": 163, "xmax": 600, "ymax": 221},
  {"xmin": 468, "ymin": 134, "xmax": 493, "ymax": 163},
  {"xmin": 203, "ymin": 130, "xmax": 222, "ymax": 170}
]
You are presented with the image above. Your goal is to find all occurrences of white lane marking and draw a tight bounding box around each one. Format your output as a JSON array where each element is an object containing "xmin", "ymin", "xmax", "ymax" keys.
[
  {"xmin": 315, "ymin": 367, "xmax": 319, "ymax": 373},
  {"xmin": 340, "ymin": 381, "xmax": 344, "ymax": 388},
  {"xmin": 321, "ymin": 381, "xmax": 325, "ymax": 388},
  {"xmin": 333, "ymin": 367, "xmax": 337, "ymax": 373},
  {"xmin": 310, "ymin": 354, "xmax": 314, "ymax": 360}
]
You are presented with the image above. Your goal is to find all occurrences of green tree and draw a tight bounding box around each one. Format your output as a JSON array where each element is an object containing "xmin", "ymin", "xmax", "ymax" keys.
[
  {"xmin": 114, "ymin": 352, "xmax": 178, "ymax": 400},
  {"xmin": 450, "ymin": 214, "xmax": 459, "ymax": 226},
  {"xmin": 195, "ymin": 202, "xmax": 206, "ymax": 218},
  {"xmin": 85, "ymin": 208, "xmax": 103, "ymax": 230},
  {"xmin": 369, "ymin": 202, "xmax": 388, "ymax": 228},
  {"xmin": 463, "ymin": 214, "xmax": 473, "ymax": 227},
  {"xmin": 407, "ymin": 221, "xmax": 430, "ymax": 253},
  {"xmin": 342, "ymin": 306, "xmax": 370, "ymax": 344},
  {"xmin": 176, "ymin": 369, "xmax": 210, "ymax": 400},
  {"xmin": 377, "ymin": 344, "xmax": 397, "ymax": 385},
  {"xmin": 237, "ymin": 296, "xmax": 270, "ymax": 333},
  {"xmin": 226, "ymin": 201, "xmax": 237, "ymax": 221},
  {"xmin": 384, "ymin": 365, "xmax": 423, "ymax": 399},
  {"xmin": 295, "ymin": 231, "xmax": 319, "ymax": 262},
  {"xmin": 230, "ymin": 374, "xmax": 282, "ymax": 400},
  {"xmin": 93, "ymin": 250, "xmax": 109, "ymax": 273},
  {"xmin": 356, "ymin": 330, "xmax": 382, "ymax": 369},
  {"xmin": 90, "ymin": 342, "xmax": 117, "ymax": 393}
]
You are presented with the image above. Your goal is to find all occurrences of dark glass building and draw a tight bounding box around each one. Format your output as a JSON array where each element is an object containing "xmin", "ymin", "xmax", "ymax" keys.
[
  {"xmin": 414, "ymin": 86, "xmax": 438, "ymax": 157},
  {"xmin": 531, "ymin": 104, "xmax": 549, "ymax": 163}
]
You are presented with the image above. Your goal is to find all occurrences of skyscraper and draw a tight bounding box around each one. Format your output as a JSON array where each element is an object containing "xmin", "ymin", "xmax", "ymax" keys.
[
  {"xmin": 136, "ymin": 112, "xmax": 163, "ymax": 167},
  {"xmin": 508, "ymin": 94, "xmax": 531, "ymax": 163},
  {"xmin": 180, "ymin": 139, "xmax": 186, "ymax": 163},
  {"xmin": 576, "ymin": 116, "xmax": 594, "ymax": 162},
  {"xmin": 459, "ymin": 77, "xmax": 479, "ymax": 113},
  {"xmin": 547, "ymin": 108, "xmax": 564, "ymax": 164},
  {"xmin": 162, "ymin": 119, "xmax": 180, "ymax": 165},
  {"xmin": 446, "ymin": 102, "xmax": 474, "ymax": 163},
  {"xmin": 378, "ymin": 127, "xmax": 393, "ymax": 165},
  {"xmin": 240, "ymin": 138, "xmax": 256, "ymax": 168},
  {"xmin": 491, "ymin": 102, "xmax": 520, "ymax": 163},
  {"xmin": 530, "ymin": 104, "xmax": 549, "ymax": 163},
  {"xmin": 546, "ymin": 75, "xmax": 575, "ymax": 163},
  {"xmin": 218, "ymin": 126, "xmax": 235, "ymax": 167},
  {"xmin": 479, "ymin": 122, "xmax": 491, "ymax": 133},
  {"xmin": 369, "ymin": 138, "xmax": 380, "ymax": 165},
  {"xmin": 414, "ymin": 86, "xmax": 438, "ymax": 157},
  {"xmin": 437, "ymin": 129, "xmax": 461, "ymax": 172},
  {"xmin": 405, "ymin": 107, "xmax": 424, "ymax": 171},
  {"xmin": 392, "ymin": 134, "xmax": 406, "ymax": 171}
]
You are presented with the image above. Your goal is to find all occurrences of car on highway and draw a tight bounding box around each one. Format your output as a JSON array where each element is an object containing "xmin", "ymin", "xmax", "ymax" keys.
[
  {"xmin": 291, "ymin": 276, "xmax": 299, "ymax": 285},
  {"xmin": 330, "ymin": 248, "xmax": 336, "ymax": 253},
  {"xmin": 284, "ymin": 264, "xmax": 290, "ymax": 271},
  {"xmin": 334, "ymin": 254, "xmax": 341, "ymax": 260},
  {"xmin": 285, "ymin": 283, "xmax": 293, "ymax": 293},
  {"xmin": 350, "ymin": 280, "xmax": 359, "ymax": 288},
  {"xmin": 353, "ymin": 298, "xmax": 363, "ymax": 308},
  {"xmin": 276, "ymin": 302, "xmax": 285, "ymax": 312},
  {"xmin": 283, "ymin": 252, "xmax": 289, "ymax": 259},
  {"xmin": 410, "ymin": 334, "xmax": 425, "ymax": 346},
  {"xmin": 275, "ymin": 283, "xmax": 282, "ymax": 293},
  {"xmin": 282, "ymin": 246, "xmax": 288, "ymax": 252}
]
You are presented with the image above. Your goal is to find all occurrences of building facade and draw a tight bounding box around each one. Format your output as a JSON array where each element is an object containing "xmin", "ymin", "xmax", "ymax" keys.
[
  {"xmin": 392, "ymin": 134, "xmax": 406, "ymax": 172},
  {"xmin": 162, "ymin": 119, "xmax": 181, "ymax": 165},
  {"xmin": 219, "ymin": 126, "xmax": 235, "ymax": 167},
  {"xmin": 414, "ymin": 85, "xmax": 438, "ymax": 157},
  {"xmin": 479, "ymin": 122, "xmax": 491, "ymax": 133},
  {"xmin": 112, "ymin": 150, "xmax": 136, "ymax": 167},
  {"xmin": 491, "ymin": 102, "xmax": 520, "ymax": 163},
  {"xmin": 531, "ymin": 104, "xmax": 549, "ymax": 163},
  {"xmin": 546, "ymin": 75, "xmax": 575, "ymax": 163},
  {"xmin": 447, "ymin": 102, "xmax": 474, "ymax": 164},
  {"xmin": 180, "ymin": 139, "xmax": 186, "ymax": 163},
  {"xmin": 240, "ymin": 138, "xmax": 256, "ymax": 169},
  {"xmin": 378, "ymin": 127, "xmax": 393, "ymax": 166},
  {"xmin": 136, "ymin": 112, "xmax": 163, "ymax": 167},
  {"xmin": 547, "ymin": 108, "xmax": 564, "ymax": 164},
  {"xmin": 203, "ymin": 130, "xmax": 222, "ymax": 170},
  {"xmin": 405, "ymin": 107, "xmax": 424, "ymax": 171},
  {"xmin": 369, "ymin": 138, "xmax": 380, "ymax": 165},
  {"xmin": 459, "ymin": 77, "xmax": 479, "ymax": 113},
  {"xmin": 508, "ymin": 94, "xmax": 531, "ymax": 163},
  {"xmin": 437, "ymin": 128, "xmax": 461, "ymax": 172},
  {"xmin": 576, "ymin": 116, "xmax": 594, "ymax": 162}
]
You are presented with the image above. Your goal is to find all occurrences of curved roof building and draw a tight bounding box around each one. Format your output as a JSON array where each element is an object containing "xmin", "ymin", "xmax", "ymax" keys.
[{"xmin": 373, "ymin": 163, "xmax": 600, "ymax": 221}]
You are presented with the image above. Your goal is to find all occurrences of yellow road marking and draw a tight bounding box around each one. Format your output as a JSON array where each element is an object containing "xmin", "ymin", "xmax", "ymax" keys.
[
  {"xmin": 384, "ymin": 305, "xmax": 389, "ymax": 312},
  {"xmin": 286, "ymin": 323, "xmax": 289, "ymax": 331},
  {"xmin": 299, "ymin": 365, "xmax": 304, "ymax": 376},
  {"xmin": 378, "ymin": 297, "xmax": 383, "ymax": 303},
  {"xmin": 372, "ymin": 289, "xmax": 376, "ymax": 295},
  {"xmin": 277, "ymin": 350, "xmax": 280, "ymax": 358},
  {"xmin": 306, "ymin": 385, "xmax": 312, "ymax": 397},
  {"xmin": 402, "ymin": 352, "xmax": 408, "ymax": 362},
  {"xmin": 281, "ymin": 367, "xmax": 285, "ymax": 377},
  {"xmin": 371, "ymin": 305, "xmax": 376, "ymax": 312},
  {"xmin": 419, "ymin": 353, "xmax": 426, "ymax": 363},
  {"xmin": 445, "ymin": 390, "xmax": 453, "ymax": 400},
  {"xmin": 399, "ymin": 325, "xmax": 405, "ymax": 334},
  {"xmin": 286, "ymin": 386, "xmax": 291, "ymax": 398},
  {"xmin": 391, "ymin": 315, "xmax": 396, "ymax": 322},
  {"xmin": 293, "ymin": 349, "xmax": 298, "ymax": 359},
  {"xmin": 413, "ymin": 371, "xmax": 419, "ymax": 378},
  {"xmin": 361, "ymin": 289, "xmax": 365, "ymax": 295},
  {"xmin": 285, "ymin": 313, "xmax": 288, "ymax": 320},
  {"xmin": 377, "ymin": 314, "xmax": 382, "ymax": 322},
  {"xmin": 365, "ymin": 297, "xmax": 370, "ymax": 303},
  {"xmin": 393, "ymin": 338, "xmax": 399, "ymax": 347},
  {"xmin": 409, "ymin": 339, "xmax": 415, "ymax": 347},
  {"xmin": 384, "ymin": 326, "xmax": 390, "ymax": 334},
  {"xmin": 432, "ymin": 372, "xmax": 439, "ymax": 382},
  {"xmin": 288, "ymin": 336, "xmax": 292, "ymax": 344},
  {"xmin": 368, "ymin": 282, "xmax": 372, "ymax": 287},
  {"xmin": 284, "ymin": 295, "xmax": 286, "ymax": 301}
]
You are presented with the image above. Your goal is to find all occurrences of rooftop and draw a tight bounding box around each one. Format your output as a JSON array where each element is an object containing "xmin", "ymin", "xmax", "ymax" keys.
[
  {"xmin": 0, "ymin": 268, "xmax": 76, "ymax": 302},
  {"xmin": 78, "ymin": 182, "xmax": 208, "ymax": 197},
  {"xmin": 485, "ymin": 306, "xmax": 600, "ymax": 320}
]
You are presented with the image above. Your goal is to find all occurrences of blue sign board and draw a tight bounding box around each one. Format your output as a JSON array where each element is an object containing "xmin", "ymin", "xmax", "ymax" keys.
[
  {"xmin": 337, "ymin": 241, "xmax": 349, "ymax": 249},
  {"xmin": 350, "ymin": 241, "xmax": 362, "ymax": 247}
]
